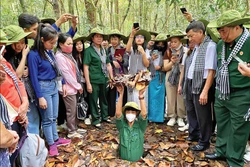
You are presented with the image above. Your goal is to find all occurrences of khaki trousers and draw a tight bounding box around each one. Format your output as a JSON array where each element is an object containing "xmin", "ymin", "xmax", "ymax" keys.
[
  {"xmin": 165, "ymin": 71, "xmax": 186, "ymax": 118},
  {"xmin": 62, "ymin": 94, "xmax": 78, "ymax": 132}
]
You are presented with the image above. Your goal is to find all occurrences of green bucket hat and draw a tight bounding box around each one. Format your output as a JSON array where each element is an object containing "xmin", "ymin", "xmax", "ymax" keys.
[
  {"xmin": 167, "ymin": 30, "xmax": 186, "ymax": 41},
  {"xmin": 181, "ymin": 37, "xmax": 189, "ymax": 44},
  {"xmin": 134, "ymin": 29, "xmax": 151, "ymax": 42},
  {"xmin": 3, "ymin": 25, "xmax": 32, "ymax": 42},
  {"xmin": 207, "ymin": 10, "xmax": 250, "ymax": 28},
  {"xmin": 199, "ymin": 19, "xmax": 220, "ymax": 43},
  {"xmin": 153, "ymin": 33, "xmax": 168, "ymax": 42},
  {"xmin": 244, "ymin": 13, "xmax": 250, "ymax": 29},
  {"xmin": 108, "ymin": 29, "xmax": 127, "ymax": 41},
  {"xmin": 73, "ymin": 33, "xmax": 86, "ymax": 43},
  {"xmin": 122, "ymin": 102, "xmax": 141, "ymax": 114},
  {"xmin": 86, "ymin": 27, "xmax": 108, "ymax": 41},
  {"xmin": 40, "ymin": 17, "xmax": 56, "ymax": 25},
  {"xmin": 149, "ymin": 31, "xmax": 159, "ymax": 37},
  {"xmin": 0, "ymin": 29, "xmax": 17, "ymax": 44}
]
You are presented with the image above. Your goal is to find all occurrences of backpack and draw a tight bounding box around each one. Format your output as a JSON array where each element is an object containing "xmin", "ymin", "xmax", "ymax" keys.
[{"xmin": 19, "ymin": 133, "xmax": 48, "ymax": 167}]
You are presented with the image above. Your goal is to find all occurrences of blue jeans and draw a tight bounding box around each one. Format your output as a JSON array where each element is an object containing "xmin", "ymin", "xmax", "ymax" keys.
[
  {"xmin": 27, "ymin": 100, "xmax": 40, "ymax": 134},
  {"xmin": 38, "ymin": 80, "xmax": 59, "ymax": 145}
]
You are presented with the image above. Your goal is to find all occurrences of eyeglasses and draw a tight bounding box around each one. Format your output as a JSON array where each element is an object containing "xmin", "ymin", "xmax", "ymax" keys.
[{"xmin": 135, "ymin": 35, "xmax": 144, "ymax": 39}]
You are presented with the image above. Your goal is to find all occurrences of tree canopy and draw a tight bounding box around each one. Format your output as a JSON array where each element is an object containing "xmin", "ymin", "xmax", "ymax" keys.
[{"xmin": 1, "ymin": 0, "xmax": 249, "ymax": 36}]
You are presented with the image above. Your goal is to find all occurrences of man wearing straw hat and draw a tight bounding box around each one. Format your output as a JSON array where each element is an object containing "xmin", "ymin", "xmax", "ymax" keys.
[{"xmin": 206, "ymin": 10, "xmax": 250, "ymax": 167}]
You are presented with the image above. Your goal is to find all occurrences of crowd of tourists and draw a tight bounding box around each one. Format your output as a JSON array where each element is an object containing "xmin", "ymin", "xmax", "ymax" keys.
[{"xmin": 0, "ymin": 9, "xmax": 250, "ymax": 167}]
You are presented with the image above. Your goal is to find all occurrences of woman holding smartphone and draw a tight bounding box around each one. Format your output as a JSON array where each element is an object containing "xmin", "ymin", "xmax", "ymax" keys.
[
  {"xmin": 148, "ymin": 34, "xmax": 168, "ymax": 123},
  {"xmin": 126, "ymin": 25, "xmax": 151, "ymax": 106},
  {"xmin": 162, "ymin": 30, "xmax": 187, "ymax": 127}
]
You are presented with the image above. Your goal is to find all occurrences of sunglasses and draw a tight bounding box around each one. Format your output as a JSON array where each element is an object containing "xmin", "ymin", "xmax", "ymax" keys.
[{"xmin": 135, "ymin": 35, "xmax": 144, "ymax": 39}]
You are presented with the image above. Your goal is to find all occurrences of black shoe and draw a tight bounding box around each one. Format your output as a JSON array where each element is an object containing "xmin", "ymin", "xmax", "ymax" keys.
[
  {"xmin": 205, "ymin": 152, "xmax": 226, "ymax": 160},
  {"xmin": 191, "ymin": 144, "xmax": 209, "ymax": 151},
  {"xmin": 186, "ymin": 136, "xmax": 199, "ymax": 142}
]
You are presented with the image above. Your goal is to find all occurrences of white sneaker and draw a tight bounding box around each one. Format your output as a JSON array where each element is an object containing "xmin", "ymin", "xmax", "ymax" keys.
[
  {"xmin": 167, "ymin": 118, "xmax": 176, "ymax": 126},
  {"xmin": 77, "ymin": 128, "xmax": 87, "ymax": 134},
  {"xmin": 178, "ymin": 124, "xmax": 189, "ymax": 132},
  {"xmin": 177, "ymin": 118, "xmax": 185, "ymax": 127},
  {"xmin": 246, "ymin": 143, "xmax": 250, "ymax": 152},
  {"xmin": 67, "ymin": 132, "xmax": 83, "ymax": 138},
  {"xmin": 244, "ymin": 152, "xmax": 250, "ymax": 161},
  {"xmin": 84, "ymin": 118, "xmax": 91, "ymax": 125}
]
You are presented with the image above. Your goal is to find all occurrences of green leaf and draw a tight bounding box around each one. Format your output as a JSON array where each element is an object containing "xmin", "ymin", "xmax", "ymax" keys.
[
  {"xmin": 156, "ymin": 0, "xmax": 161, "ymax": 4},
  {"xmin": 209, "ymin": 4, "xmax": 215, "ymax": 12}
]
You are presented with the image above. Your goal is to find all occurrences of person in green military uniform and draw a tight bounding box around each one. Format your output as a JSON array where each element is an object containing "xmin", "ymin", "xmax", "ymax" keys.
[
  {"xmin": 83, "ymin": 27, "xmax": 114, "ymax": 129},
  {"xmin": 240, "ymin": 13, "xmax": 250, "ymax": 163},
  {"xmin": 205, "ymin": 10, "xmax": 250, "ymax": 167},
  {"xmin": 115, "ymin": 84, "xmax": 148, "ymax": 162}
]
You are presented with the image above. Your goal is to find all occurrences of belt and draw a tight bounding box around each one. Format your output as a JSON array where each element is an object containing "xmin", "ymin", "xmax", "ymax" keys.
[{"xmin": 230, "ymin": 87, "xmax": 250, "ymax": 93}]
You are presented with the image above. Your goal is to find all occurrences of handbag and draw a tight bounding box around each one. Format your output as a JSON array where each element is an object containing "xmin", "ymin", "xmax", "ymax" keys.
[{"xmin": 77, "ymin": 94, "xmax": 88, "ymax": 120}]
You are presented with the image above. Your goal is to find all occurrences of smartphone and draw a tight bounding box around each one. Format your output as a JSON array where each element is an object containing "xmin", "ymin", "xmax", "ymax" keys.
[
  {"xmin": 133, "ymin": 22, "xmax": 139, "ymax": 29},
  {"xmin": 180, "ymin": 7, "xmax": 187, "ymax": 14},
  {"xmin": 152, "ymin": 50, "xmax": 158, "ymax": 55}
]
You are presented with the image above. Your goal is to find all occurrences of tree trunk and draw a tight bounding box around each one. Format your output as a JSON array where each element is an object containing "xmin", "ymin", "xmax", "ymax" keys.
[
  {"xmin": 68, "ymin": 0, "xmax": 74, "ymax": 30},
  {"xmin": 19, "ymin": 0, "xmax": 27, "ymax": 12},
  {"xmin": 139, "ymin": 0, "xmax": 143, "ymax": 24},
  {"xmin": 119, "ymin": 0, "xmax": 132, "ymax": 30},
  {"xmin": 84, "ymin": 0, "xmax": 97, "ymax": 28},
  {"xmin": 75, "ymin": 0, "xmax": 80, "ymax": 32},
  {"xmin": 59, "ymin": 0, "xmax": 65, "ymax": 16},
  {"xmin": 110, "ymin": 0, "xmax": 114, "ymax": 29},
  {"xmin": 68, "ymin": 0, "xmax": 74, "ymax": 15},
  {"xmin": 114, "ymin": 0, "xmax": 119, "ymax": 29},
  {"xmin": 52, "ymin": 0, "xmax": 60, "ymax": 19},
  {"xmin": 243, "ymin": 0, "xmax": 250, "ymax": 16},
  {"xmin": 42, "ymin": 0, "xmax": 48, "ymax": 17},
  {"xmin": 153, "ymin": 4, "xmax": 159, "ymax": 31}
]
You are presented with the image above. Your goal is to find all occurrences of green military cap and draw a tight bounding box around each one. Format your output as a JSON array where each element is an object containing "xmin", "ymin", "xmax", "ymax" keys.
[
  {"xmin": 122, "ymin": 102, "xmax": 141, "ymax": 114},
  {"xmin": 207, "ymin": 10, "xmax": 250, "ymax": 28},
  {"xmin": 199, "ymin": 18, "xmax": 220, "ymax": 43},
  {"xmin": 73, "ymin": 33, "xmax": 86, "ymax": 43},
  {"xmin": 40, "ymin": 17, "xmax": 56, "ymax": 25},
  {"xmin": 134, "ymin": 29, "xmax": 151, "ymax": 42},
  {"xmin": 0, "ymin": 29, "xmax": 17, "ymax": 44},
  {"xmin": 86, "ymin": 27, "xmax": 109, "ymax": 41},
  {"xmin": 108, "ymin": 29, "xmax": 127, "ymax": 42},
  {"xmin": 167, "ymin": 30, "xmax": 186, "ymax": 41},
  {"xmin": 152, "ymin": 33, "xmax": 168, "ymax": 42},
  {"xmin": 3, "ymin": 25, "xmax": 32, "ymax": 42}
]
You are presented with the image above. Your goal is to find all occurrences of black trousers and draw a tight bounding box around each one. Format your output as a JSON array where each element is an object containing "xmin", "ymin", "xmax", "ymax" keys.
[
  {"xmin": 185, "ymin": 79, "xmax": 213, "ymax": 146},
  {"xmin": 57, "ymin": 94, "xmax": 67, "ymax": 125}
]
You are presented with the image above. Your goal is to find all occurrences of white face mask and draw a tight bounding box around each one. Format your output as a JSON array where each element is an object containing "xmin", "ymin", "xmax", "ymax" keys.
[{"xmin": 126, "ymin": 113, "xmax": 136, "ymax": 122}]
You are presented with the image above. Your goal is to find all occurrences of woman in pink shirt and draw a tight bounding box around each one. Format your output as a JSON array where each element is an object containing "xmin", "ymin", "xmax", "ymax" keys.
[{"xmin": 55, "ymin": 33, "xmax": 86, "ymax": 138}]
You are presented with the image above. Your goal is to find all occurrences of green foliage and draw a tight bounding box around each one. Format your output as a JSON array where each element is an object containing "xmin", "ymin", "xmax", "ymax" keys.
[{"xmin": 0, "ymin": 0, "xmax": 249, "ymax": 35}]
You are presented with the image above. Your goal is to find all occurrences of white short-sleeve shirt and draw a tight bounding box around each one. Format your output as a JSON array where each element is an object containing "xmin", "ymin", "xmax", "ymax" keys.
[{"xmin": 187, "ymin": 41, "xmax": 217, "ymax": 79}]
